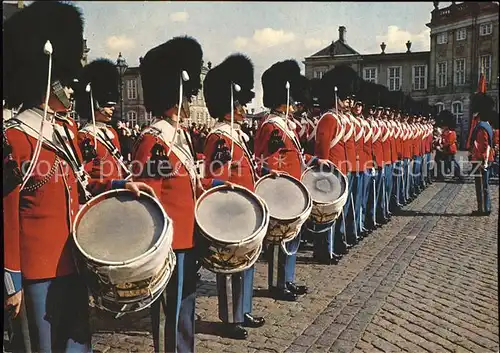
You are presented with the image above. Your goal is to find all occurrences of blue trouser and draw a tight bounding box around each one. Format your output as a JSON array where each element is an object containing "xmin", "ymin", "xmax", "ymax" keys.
[
  {"xmin": 366, "ymin": 168, "xmax": 378, "ymax": 226},
  {"xmin": 355, "ymin": 171, "xmax": 368, "ymax": 232},
  {"xmin": 151, "ymin": 249, "xmax": 197, "ymax": 353},
  {"xmin": 394, "ymin": 161, "xmax": 403, "ymax": 206},
  {"xmin": 423, "ymin": 153, "xmax": 432, "ymax": 183},
  {"xmin": 473, "ymin": 163, "xmax": 491, "ymax": 213},
  {"xmin": 376, "ymin": 167, "xmax": 387, "ymax": 220},
  {"xmin": 384, "ymin": 164, "xmax": 393, "ymax": 214},
  {"xmin": 413, "ymin": 156, "xmax": 422, "ymax": 192},
  {"xmin": 444, "ymin": 154, "xmax": 462, "ymax": 177},
  {"xmin": 11, "ymin": 275, "xmax": 91, "ymax": 353},
  {"xmin": 310, "ymin": 220, "xmax": 337, "ymax": 260},
  {"xmin": 265, "ymin": 230, "xmax": 302, "ymax": 290},
  {"xmin": 340, "ymin": 172, "xmax": 358, "ymax": 242},
  {"xmin": 216, "ymin": 266, "xmax": 254, "ymax": 324},
  {"xmin": 400, "ymin": 159, "xmax": 409, "ymax": 204}
]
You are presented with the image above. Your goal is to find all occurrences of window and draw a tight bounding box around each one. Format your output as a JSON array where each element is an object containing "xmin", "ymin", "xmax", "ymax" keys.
[
  {"xmin": 387, "ymin": 67, "xmax": 401, "ymax": 91},
  {"xmin": 452, "ymin": 101, "xmax": 463, "ymax": 125},
  {"xmin": 456, "ymin": 28, "xmax": 466, "ymax": 41},
  {"xmin": 145, "ymin": 111, "xmax": 153, "ymax": 125},
  {"xmin": 363, "ymin": 68, "xmax": 377, "ymax": 83},
  {"xmin": 126, "ymin": 111, "xmax": 137, "ymax": 126},
  {"xmin": 127, "ymin": 79, "xmax": 137, "ymax": 100},
  {"xmin": 313, "ymin": 70, "xmax": 325, "ymax": 79},
  {"xmin": 435, "ymin": 103, "xmax": 445, "ymax": 113},
  {"xmin": 412, "ymin": 65, "xmax": 427, "ymax": 91},
  {"xmin": 479, "ymin": 55, "xmax": 492, "ymax": 84},
  {"xmin": 479, "ymin": 23, "xmax": 492, "ymax": 36},
  {"xmin": 437, "ymin": 32, "xmax": 447, "ymax": 44},
  {"xmin": 454, "ymin": 59, "xmax": 466, "ymax": 86},
  {"xmin": 437, "ymin": 62, "xmax": 447, "ymax": 88}
]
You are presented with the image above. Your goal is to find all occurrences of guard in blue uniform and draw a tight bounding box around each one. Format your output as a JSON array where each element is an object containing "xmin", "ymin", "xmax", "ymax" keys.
[{"xmin": 202, "ymin": 54, "xmax": 265, "ymax": 340}]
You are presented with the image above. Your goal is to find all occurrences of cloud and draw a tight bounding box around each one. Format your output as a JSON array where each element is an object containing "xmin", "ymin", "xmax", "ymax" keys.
[
  {"xmin": 170, "ymin": 11, "xmax": 189, "ymax": 22},
  {"xmin": 304, "ymin": 38, "xmax": 330, "ymax": 50},
  {"xmin": 105, "ymin": 35, "xmax": 136, "ymax": 53},
  {"xmin": 375, "ymin": 25, "xmax": 430, "ymax": 52},
  {"xmin": 232, "ymin": 28, "xmax": 296, "ymax": 52}
]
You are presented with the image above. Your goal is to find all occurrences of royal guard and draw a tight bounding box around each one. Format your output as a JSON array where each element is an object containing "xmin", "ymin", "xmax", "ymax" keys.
[
  {"xmin": 466, "ymin": 93, "xmax": 495, "ymax": 151},
  {"xmin": 400, "ymin": 104, "xmax": 412, "ymax": 205},
  {"xmin": 470, "ymin": 109, "xmax": 495, "ymax": 216},
  {"xmin": 74, "ymin": 59, "xmax": 131, "ymax": 182},
  {"xmin": 133, "ymin": 36, "xmax": 222, "ymax": 352},
  {"xmin": 492, "ymin": 115, "xmax": 500, "ymax": 178},
  {"xmin": 254, "ymin": 60, "xmax": 320, "ymax": 299},
  {"xmin": 439, "ymin": 110, "xmax": 462, "ymax": 180},
  {"xmin": 3, "ymin": 3, "xmax": 153, "ymax": 352},
  {"xmin": 202, "ymin": 54, "xmax": 265, "ymax": 339}
]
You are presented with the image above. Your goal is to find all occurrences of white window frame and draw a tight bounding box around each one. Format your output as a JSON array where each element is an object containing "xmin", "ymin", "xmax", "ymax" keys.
[
  {"xmin": 437, "ymin": 32, "xmax": 447, "ymax": 44},
  {"xmin": 436, "ymin": 62, "xmax": 447, "ymax": 88},
  {"xmin": 363, "ymin": 67, "xmax": 377, "ymax": 83},
  {"xmin": 479, "ymin": 23, "xmax": 492, "ymax": 36},
  {"xmin": 127, "ymin": 79, "xmax": 137, "ymax": 100},
  {"xmin": 387, "ymin": 66, "xmax": 402, "ymax": 91},
  {"xmin": 313, "ymin": 70, "xmax": 325, "ymax": 79},
  {"xmin": 145, "ymin": 111, "xmax": 153, "ymax": 126},
  {"xmin": 412, "ymin": 65, "xmax": 427, "ymax": 91},
  {"xmin": 451, "ymin": 101, "xmax": 463, "ymax": 125},
  {"xmin": 435, "ymin": 103, "xmax": 445, "ymax": 113},
  {"xmin": 454, "ymin": 58, "xmax": 466, "ymax": 86},
  {"xmin": 126, "ymin": 111, "xmax": 137, "ymax": 126},
  {"xmin": 456, "ymin": 28, "xmax": 466, "ymax": 41},
  {"xmin": 479, "ymin": 54, "xmax": 492, "ymax": 84}
]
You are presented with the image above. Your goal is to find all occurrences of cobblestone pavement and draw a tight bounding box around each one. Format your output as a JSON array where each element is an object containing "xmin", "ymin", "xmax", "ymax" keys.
[{"xmin": 89, "ymin": 179, "xmax": 498, "ymax": 353}]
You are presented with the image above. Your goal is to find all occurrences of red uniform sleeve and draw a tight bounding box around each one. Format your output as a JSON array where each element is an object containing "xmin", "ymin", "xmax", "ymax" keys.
[
  {"xmin": 476, "ymin": 129, "xmax": 489, "ymax": 161},
  {"xmin": 314, "ymin": 115, "xmax": 335, "ymax": 160},
  {"xmin": 254, "ymin": 122, "xmax": 274, "ymax": 161}
]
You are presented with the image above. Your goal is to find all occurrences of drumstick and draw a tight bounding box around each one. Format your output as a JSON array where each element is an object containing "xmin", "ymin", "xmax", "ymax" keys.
[
  {"xmin": 282, "ymin": 81, "xmax": 291, "ymax": 145},
  {"xmin": 86, "ymin": 83, "xmax": 98, "ymax": 153},
  {"xmin": 230, "ymin": 83, "xmax": 241, "ymax": 160},
  {"xmin": 167, "ymin": 71, "xmax": 189, "ymax": 157}
]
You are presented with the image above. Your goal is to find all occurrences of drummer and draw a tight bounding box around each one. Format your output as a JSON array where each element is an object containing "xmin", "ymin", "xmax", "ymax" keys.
[
  {"xmin": 133, "ymin": 36, "xmax": 229, "ymax": 353},
  {"xmin": 74, "ymin": 59, "xmax": 131, "ymax": 181},
  {"xmin": 254, "ymin": 60, "xmax": 326, "ymax": 301},
  {"xmin": 202, "ymin": 54, "xmax": 266, "ymax": 340},
  {"xmin": 3, "ymin": 3, "xmax": 155, "ymax": 352}
]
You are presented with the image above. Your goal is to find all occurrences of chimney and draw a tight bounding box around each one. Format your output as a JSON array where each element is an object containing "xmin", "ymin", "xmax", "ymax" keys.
[{"xmin": 338, "ymin": 26, "xmax": 346, "ymax": 43}]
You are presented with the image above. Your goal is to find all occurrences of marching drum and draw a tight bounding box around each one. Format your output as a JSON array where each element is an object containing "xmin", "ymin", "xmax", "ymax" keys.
[
  {"xmin": 195, "ymin": 185, "xmax": 269, "ymax": 274},
  {"xmin": 301, "ymin": 163, "xmax": 348, "ymax": 230},
  {"xmin": 73, "ymin": 189, "xmax": 175, "ymax": 315},
  {"xmin": 255, "ymin": 174, "xmax": 312, "ymax": 244}
]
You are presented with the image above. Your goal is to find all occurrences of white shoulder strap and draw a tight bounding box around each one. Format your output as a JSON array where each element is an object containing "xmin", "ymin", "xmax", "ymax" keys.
[{"xmin": 317, "ymin": 111, "xmax": 345, "ymax": 149}]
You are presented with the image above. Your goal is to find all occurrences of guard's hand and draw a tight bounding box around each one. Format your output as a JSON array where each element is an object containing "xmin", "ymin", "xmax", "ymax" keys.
[
  {"xmin": 5, "ymin": 290, "xmax": 22, "ymax": 319},
  {"xmin": 270, "ymin": 170, "xmax": 287, "ymax": 178},
  {"xmin": 224, "ymin": 181, "xmax": 236, "ymax": 189},
  {"xmin": 125, "ymin": 181, "xmax": 157, "ymax": 199}
]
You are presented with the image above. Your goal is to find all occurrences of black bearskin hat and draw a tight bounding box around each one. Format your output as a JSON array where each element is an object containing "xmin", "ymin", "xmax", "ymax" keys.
[
  {"xmin": 140, "ymin": 36, "xmax": 203, "ymax": 116},
  {"xmin": 309, "ymin": 78, "xmax": 322, "ymax": 108},
  {"xmin": 471, "ymin": 93, "xmax": 495, "ymax": 115},
  {"xmin": 203, "ymin": 53, "xmax": 255, "ymax": 119},
  {"xmin": 390, "ymin": 91, "xmax": 406, "ymax": 113},
  {"xmin": 261, "ymin": 60, "xmax": 301, "ymax": 109},
  {"xmin": 438, "ymin": 109, "xmax": 455, "ymax": 128},
  {"xmin": 3, "ymin": 1, "xmax": 85, "ymax": 109},
  {"xmin": 294, "ymin": 75, "xmax": 312, "ymax": 108},
  {"xmin": 376, "ymin": 85, "xmax": 391, "ymax": 109},
  {"xmin": 74, "ymin": 59, "xmax": 120, "ymax": 119},
  {"xmin": 319, "ymin": 65, "xmax": 362, "ymax": 109}
]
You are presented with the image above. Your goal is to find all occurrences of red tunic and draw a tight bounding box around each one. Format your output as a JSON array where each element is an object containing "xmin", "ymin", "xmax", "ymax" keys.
[
  {"xmin": 4, "ymin": 111, "xmax": 114, "ymax": 282},
  {"xmin": 132, "ymin": 125, "xmax": 214, "ymax": 251},
  {"xmin": 371, "ymin": 119, "xmax": 384, "ymax": 169},
  {"xmin": 204, "ymin": 128, "xmax": 255, "ymax": 191},
  {"xmin": 314, "ymin": 112, "xmax": 347, "ymax": 174},
  {"xmin": 77, "ymin": 124, "xmax": 124, "ymax": 180},
  {"xmin": 343, "ymin": 114, "xmax": 357, "ymax": 173},
  {"xmin": 380, "ymin": 121, "xmax": 392, "ymax": 165},
  {"xmin": 389, "ymin": 122, "xmax": 398, "ymax": 163},
  {"xmin": 352, "ymin": 116, "xmax": 366, "ymax": 172},
  {"xmin": 254, "ymin": 113, "xmax": 314, "ymax": 180},
  {"xmin": 362, "ymin": 119, "xmax": 374, "ymax": 170},
  {"xmin": 471, "ymin": 125, "xmax": 494, "ymax": 162}
]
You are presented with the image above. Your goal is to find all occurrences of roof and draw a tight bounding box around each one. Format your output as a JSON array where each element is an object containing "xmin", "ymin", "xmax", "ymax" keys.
[
  {"xmin": 361, "ymin": 51, "xmax": 430, "ymax": 61},
  {"xmin": 307, "ymin": 39, "xmax": 360, "ymax": 59}
]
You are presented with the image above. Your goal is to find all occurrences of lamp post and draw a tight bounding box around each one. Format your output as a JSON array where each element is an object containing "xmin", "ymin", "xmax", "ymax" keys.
[{"xmin": 116, "ymin": 52, "xmax": 128, "ymax": 122}]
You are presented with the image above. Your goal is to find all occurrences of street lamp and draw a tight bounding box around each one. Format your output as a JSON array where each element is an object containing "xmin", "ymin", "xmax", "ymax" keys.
[{"xmin": 116, "ymin": 52, "xmax": 128, "ymax": 122}]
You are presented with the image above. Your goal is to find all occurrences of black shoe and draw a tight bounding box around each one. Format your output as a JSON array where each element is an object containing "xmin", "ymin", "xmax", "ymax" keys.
[
  {"xmin": 332, "ymin": 252, "xmax": 343, "ymax": 260},
  {"xmin": 471, "ymin": 210, "xmax": 483, "ymax": 216},
  {"xmin": 243, "ymin": 313, "xmax": 265, "ymax": 328},
  {"xmin": 286, "ymin": 282, "xmax": 308, "ymax": 295},
  {"xmin": 270, "ymin": 288, "xmax": 297, "ymax": 301},
  {"xmin": 223, "ymin": 324, "xmax": 248, "ymax": 340},
  {"xmin": 315, "ymin": 254, "xmax": 339, "ymax": 265}
]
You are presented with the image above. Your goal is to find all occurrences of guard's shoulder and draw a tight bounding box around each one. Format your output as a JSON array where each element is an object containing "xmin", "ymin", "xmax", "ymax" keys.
[{"xmin": 3, "ymin": 117, "xmax": 21, "ymax": 132}]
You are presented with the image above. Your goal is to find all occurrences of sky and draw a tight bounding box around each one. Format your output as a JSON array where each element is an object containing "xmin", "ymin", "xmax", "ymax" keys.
[{"xmin": 11, "ymin": 1, "xmax": 454, "ymax": 110}]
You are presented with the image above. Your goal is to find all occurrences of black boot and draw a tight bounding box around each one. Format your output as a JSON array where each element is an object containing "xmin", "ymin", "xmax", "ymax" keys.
[
  {"xmin": 269, "ymin": 287, "xmax": 297, "ymax": 301},
  {"xmin": 286, "ymin": 282, "xmax": 308, "ymax": 296},
  {"xmin": 223, "ymin": 324, "xmax": 248, "ymax": 340},
  {"xmin": 243, "ymin": 313, "xmax": 265, "ymax": 328}
]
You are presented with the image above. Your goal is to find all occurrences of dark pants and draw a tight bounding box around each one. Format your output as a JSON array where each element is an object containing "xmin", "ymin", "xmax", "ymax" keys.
[
  {"xmin": 310, "ymin": 220, "xmax": 337, "ymax": 260},
  {"xmin": 340, "ymin": 172, "xmax": 358, "ymax": 243},
  {"xmin": 10, "ymin": 275, "xmax": 91, "ymax": 353},
  {"xmin": 376, "ymin": 167, "xmax": 387, "ymax": 220},
  {"xmin": 265, "ymin": 230, "xmax": 302, "ymax": 290},
  {"xmin": 151, "ymin": 249, "xmax": 197, "ymax": 353},
  {"xmin": 216, "ymin": 267, "xmax": 255, "ymax": 324},
  {"xmin": 444, "ymin": 154, "xmax": 462, "ymax": 177},
  {"xmin": 366, "ymin": 168, "xmax": 378, "ymax": 226},
  {"xmin": 473, "ymin": 163, "xmax": 491, "ymax": 213}
]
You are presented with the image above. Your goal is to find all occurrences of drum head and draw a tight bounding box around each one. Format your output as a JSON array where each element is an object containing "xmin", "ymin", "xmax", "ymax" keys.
[
  {"xmin": 302, "ymin": 165, "xmax": 345, "ymax": 203},
  {"xmin": 75, "ymin": 192, "xmax": 165, "ymax": 263},
  {"xmin": 197, "ymin": 188, "xmax": 264, "ymax": 243},
  {"xmin": 255, "ymin": 176, "xmax": 309, "ymax": 220}
]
